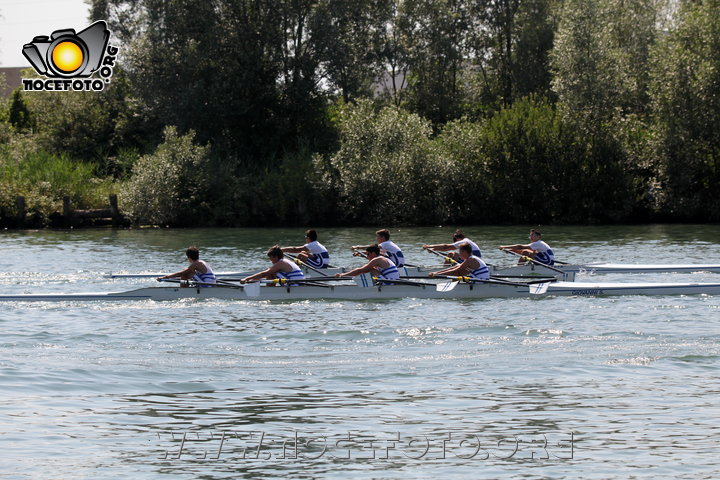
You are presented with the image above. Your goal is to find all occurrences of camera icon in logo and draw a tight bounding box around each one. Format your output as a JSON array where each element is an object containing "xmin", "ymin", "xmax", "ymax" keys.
[{"xmin": 22, "ymin": 21, "xmax": 110, "ymax": 78}]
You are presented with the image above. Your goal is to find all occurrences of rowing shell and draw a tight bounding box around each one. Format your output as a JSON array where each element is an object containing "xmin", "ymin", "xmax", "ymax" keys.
[
  {"xmin": 106, "ymin": 262, "xmax": 720, "ymax": 281},
  {"xmin": 106, "ymin": 264, "xmax": 578, "ymax": 280},
  {"xmin": 3, "ymin": 280, "xmax": 720, "ymax": 302}
]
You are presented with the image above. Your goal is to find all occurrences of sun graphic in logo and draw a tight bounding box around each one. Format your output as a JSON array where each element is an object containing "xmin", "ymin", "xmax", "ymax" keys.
[{"xmin": 51, "ymin": 41, "xmax": 84, "ymax": 73}]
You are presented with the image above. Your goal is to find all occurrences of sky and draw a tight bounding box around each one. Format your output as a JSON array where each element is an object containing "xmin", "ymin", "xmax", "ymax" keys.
[{"xmin": 0, "ymin": 0, "xmax": 91, "ymax": 67}]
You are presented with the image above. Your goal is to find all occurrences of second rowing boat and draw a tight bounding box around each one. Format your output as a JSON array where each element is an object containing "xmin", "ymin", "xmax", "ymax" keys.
[{"xmin": 4, "ymin": 278, "xmax": 720, "ymax": 302}]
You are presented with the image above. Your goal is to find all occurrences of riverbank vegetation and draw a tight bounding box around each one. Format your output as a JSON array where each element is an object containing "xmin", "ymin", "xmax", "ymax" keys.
[{"xmin": 1, "ymin": 0, "xmax": 719, "ymax": 227}]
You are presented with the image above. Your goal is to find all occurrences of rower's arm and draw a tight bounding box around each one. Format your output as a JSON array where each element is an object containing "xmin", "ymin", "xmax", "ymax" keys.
[
  {"xmin": 499, "ymin": 243, "xmax": 530, "ymax": 250},
  {"xmin": 336, "ymin": 261, "xmax": 374, "ymax": 277},
  {"xmin": 242, "ymin": 264, "xmax": 281, "ymax": 283},
  {"xmin": 281, "ymin": 245, "xmax": 308, "ymax": 253},
  {"xmin": 431, "ymin": 263, "xmax": 469, "ymax": 277},
  {"xmin": 241, "ymin": 269, "xmax": 266, "ymax": 283},
  {"xmin": 351, "ymin": 244, "xmax": 374, "ymax": 250},
  {"xmin": 160, "ymin": 264, "xmax": 196, "ymax": 279}
]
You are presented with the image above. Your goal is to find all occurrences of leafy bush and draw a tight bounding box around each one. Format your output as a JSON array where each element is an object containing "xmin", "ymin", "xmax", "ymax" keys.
[
  {"xmin": 436, "ymin": 96, "xmax": 642, "ymax": 224},
  {"xmin": 121, "ymin": 126, "xmax": 212, "ymax": 226},
  {"xmin": 314, "ymin": 100, "xmax": 453, "ymax": 225}
]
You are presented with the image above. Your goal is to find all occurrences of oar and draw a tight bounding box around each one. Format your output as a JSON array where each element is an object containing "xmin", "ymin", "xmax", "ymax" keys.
[
  {"xmin": 347, "ymin": 273, "xmax": 431, "ymax": 288},
  {"xmin": 216, "ymin": 279, "xmax": 247, "ymax": 288},
  {"xmin": 109, "ymin": 270, "xmax": 248, "ymax": 279},
  {"xmin": 371, "ymin": 277, "xmax": 432, "ymax": 287},
  {"xmin": 285, "ymin": 252, "xmax": 332, "ymax": 277},
  {"xmin": 158, "ymin": 278, "xmax": 262, "ymax": 296},
  {"xmin": 424, "ymin": 248, "xmax": 459, "ymax": 265},
  {"xmin": 401, "ymin": 274, "xmax": 557, "ymax": 281},
  {"xmin": 261, "ymin": 278, "xmax": 333, "ymax": 288},
  {"xmin": 499, "ymin": 248, "xmax": 565, "ymax": 274},
  {"xmin": 157, "ymin": 278, "xmax": 237, "ymax": 288},
  {"xmin": 214, "ymin": 277, "xmax": 337, "ymax": 289},
  {"xmin": 222, "ymin": 276, "xmax": 352, "ymax": 283},
  {"xmin": 159, "ymin": 277, "xmax": 263, "ymax": 289},
  {"xmin": 397, "ymin": 259, "xmax": 420, "ymax": 268},
  {"xmin": 434, "ymin": 275, "xmax": 551, "ymax": 292}
]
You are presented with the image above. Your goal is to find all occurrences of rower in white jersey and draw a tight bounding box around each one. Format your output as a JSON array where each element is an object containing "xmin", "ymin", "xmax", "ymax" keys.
[
  {"xmin": 499, "ymin": 228, "xmax": 555, "ymax": 265},
  {"xmin": 428, "ymin": 243, "xmax": 490, "ymax": 280},
  {"xmin": 281, "ymin": 229, "xmax": 331, "ymax": 268},
  {"xmin": 423, "ymin": 229, "xmax": 482, "ymax": 263},
  {"xmin": 351, "ymin": 229, "xmax": 405, "ymax": 268},
  {"xmin": 157, "ymin": 246, "xmax": 216, "ymax": 287},
  {"xmin": 336, "ymin": 244, "xmax": 400, "ymax": 285},
  {"xmin": 241, "ymin": 245, "xmax": 305, "ymax": 284}
]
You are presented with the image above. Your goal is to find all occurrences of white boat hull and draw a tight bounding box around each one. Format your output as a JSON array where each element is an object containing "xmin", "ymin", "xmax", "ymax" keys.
[{"xmin": 4, "ymin": 280, "xmax": 720, "ymax": 302}]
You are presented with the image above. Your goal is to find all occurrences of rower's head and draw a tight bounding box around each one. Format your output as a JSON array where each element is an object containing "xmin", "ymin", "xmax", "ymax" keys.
[
  {"xmin": 365, "ymin": 244, "xmax": 381, "ymax": 259},
  {"xmin": 267, "ymin": 245, "xmax": 284, "ymax": 263},
  {"xmin": 458, "ymin": 243, "xmax": 472, "ymax": 260},
  {"xmin": 376, "ymin": 229, "xmax": 390, "ymax": 243},
  {"xmin": 305, "ymin": 229, "xmax": 318, "ymax": 242},
  {"xmin": 186, "ymin": 246, "xmax": 200, "ymax": 262},
  {"xmin": 529, "ymin": 229, "xmax": 542, "ymax": 241},
  {"xmin": 453, "ymin": 230, "xmax": 466, "ymax": 242}
]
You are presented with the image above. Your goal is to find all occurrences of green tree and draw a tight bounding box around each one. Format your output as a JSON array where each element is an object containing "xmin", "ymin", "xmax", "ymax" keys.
[
  {"xmin": 548, "ymin": 0, "xmax": 661, "ymax": 221},
  {"xmin": 97, "ymin": 0, "xmax": 332, "ymax": 161},
  {"xmin": 310, "ymin": 0, "xmax": 389, "ymax": 103},
  {"xmin": 510, "ymin": 0, "xmax": 557, "ymax": 100},
  {"xmin": 400, "ymin": 0, "xmax": 469, "ymax": 124},
  {"xmin": 650, "ymin": 0, "xmax": 720, "ymax": 220},
  {"xmin": 377, "ymin": 1, "xmax": 411, "ymax": 107},
  {"xmin": 461, "ymin": 0, "xmax": 557, "ymax": 114},
  {"xmin": 551, "ymin": 0, "xmax": 660, "ymax": 127},
  {"xmin": 8, "ymin": 90, "xmax": 34, "ymax": 133}
]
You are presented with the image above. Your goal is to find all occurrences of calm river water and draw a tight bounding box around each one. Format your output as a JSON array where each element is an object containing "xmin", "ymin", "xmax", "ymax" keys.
[{"xmin": 1, "ymin": 225, "xmax": 719, "ymax": 479}]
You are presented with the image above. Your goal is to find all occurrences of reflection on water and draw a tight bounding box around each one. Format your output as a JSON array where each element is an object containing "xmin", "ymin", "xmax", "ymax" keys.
[{"xmin": 1, "ymin": 225, "xmax": 720, "ymax": 478}]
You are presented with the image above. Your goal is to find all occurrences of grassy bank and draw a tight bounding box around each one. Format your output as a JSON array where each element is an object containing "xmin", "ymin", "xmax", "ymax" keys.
[{"xmin": 0, "ymin": 138, "xmax": 118, "ymax": 227}]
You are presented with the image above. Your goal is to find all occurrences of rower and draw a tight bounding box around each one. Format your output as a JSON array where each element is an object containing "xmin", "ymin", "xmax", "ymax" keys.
[
  {"xmin": 157, "ymin": 246, "xmax": 216, "ymax": 287},
  {"xmin": 336, "ymin": 244, "xmax": 400, "ymax": 284},
  {"xmin": 281, "ymin": 229, "xmax": 331, "ymax": 268},
  {"xmin": 241, "ymin": 245, "xmax": 305, "ymax": 284},
  {"xmin": 423, "ymin": 229, "xmax": 482, "ymax": 262},
  {"xmin": 499, "ymin": 228, "xmax": 555, "ymax": 265},
  {"xmin": 352, "ymin": 229, "xmax": 406, "ymax": 268},
  {"xmin": 428, "ymin": 243, "xmax": 489, "ymax": 280}
]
